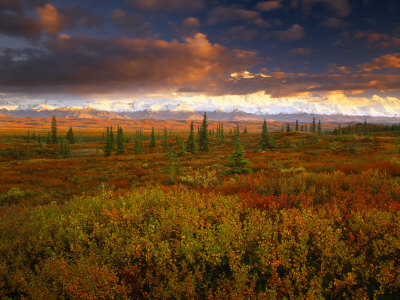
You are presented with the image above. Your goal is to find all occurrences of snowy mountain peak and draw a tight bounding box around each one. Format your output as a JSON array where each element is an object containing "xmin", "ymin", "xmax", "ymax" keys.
[{"xmin": 171, "ymin": 103, "xmax": 195, "ymax": 112}]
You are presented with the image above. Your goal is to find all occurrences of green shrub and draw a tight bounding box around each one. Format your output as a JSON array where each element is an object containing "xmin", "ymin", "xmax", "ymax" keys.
[{"xmin": 0, "ymin": 187, "xmax": 25, "ymax": 205}]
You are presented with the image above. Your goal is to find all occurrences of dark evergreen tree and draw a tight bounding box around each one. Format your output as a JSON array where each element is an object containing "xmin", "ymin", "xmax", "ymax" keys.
[
  {"xmin": 186, "ymin": 121, "xmax": 197, "ymax": 153},
  {"xmin": 216, "ymin": 122, "xmax": 225, "ymax": 145},
  {"xmin": 295, "ymin": 120, "xmax": 299, "ymax": 131},
  {"xmin": 103, "ymin": 127, "xmax": 112, "ymax": 157},
  {"xmin": 243, "ymin": 126, "xmax": 248, "ymax": 134},
  {"xmin": 50, "ymin": 116, "xmax": 57, "ymax": 144},
  {"xmin": 66, "ymin": 126, "xmax": 75, "ymax": 144},
  {"xmin": 109, "ymin": 126, "xmax": 114, "ymax": 148},
  {"xmin": 363, "ymin": 118, "xmax": 369, "ymax": 136},
  {"xmin": 317, "ymin": 120, "xmax": 322, "ymax": 134},
  {"xmin": 258, "ymin": 120, "xmax": 276, "ymax": 150},
  {"xmin": 286, "ymin": 123, "xmax": 291, "ymax": 132},
  {"xmin": 311, "ymin": 117, "xmax": 316, "ymax": 133},
  {"xmin": 224, "ymin": 131, "xmax": 252, "ymax": 175},
  {"xmin": 198, "ymin": 113, "xmax": 209, "ymax": 152},
  {"xmin": 134, "ymin": 132, "xmax": 143, "ymax": 155},
  {"xmin": 116, "ymin": 125, "xmax": 125, "ymax": 154},
  {"xmin": 235, "ymin": 124, "xmax": 240, "ymax": 137},
  {"xmin": 177, "ymin": 136, "xmax": 186, "ymax": 156}
]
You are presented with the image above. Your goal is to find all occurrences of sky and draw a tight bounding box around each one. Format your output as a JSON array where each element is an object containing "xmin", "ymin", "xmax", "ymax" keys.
[{"xmin": 0, "ymin": 0, "xmax": 399, "ymax": 116}]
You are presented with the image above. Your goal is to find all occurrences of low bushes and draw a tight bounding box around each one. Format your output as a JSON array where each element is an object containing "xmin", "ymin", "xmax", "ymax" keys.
[{"xmin": 1, "ymin": 186, "xmax": 399, "ymax": 298}]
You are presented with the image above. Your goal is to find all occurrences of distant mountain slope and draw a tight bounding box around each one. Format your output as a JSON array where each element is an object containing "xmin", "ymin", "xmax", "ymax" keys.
[{"xmin": 0, "ymin": 106, "xmax": 399, "ymax": 123}]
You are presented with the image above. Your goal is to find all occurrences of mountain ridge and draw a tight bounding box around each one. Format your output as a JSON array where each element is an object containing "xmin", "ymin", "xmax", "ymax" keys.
[{"xmin": 0, "ymin": 107, "xmax": 399, "ymax": 123}]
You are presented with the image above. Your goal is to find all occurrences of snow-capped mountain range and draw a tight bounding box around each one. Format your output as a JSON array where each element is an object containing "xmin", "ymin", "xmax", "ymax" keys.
[{"xmin": 1, "ymin": 94, "xmax": 400, "ymax": 123}]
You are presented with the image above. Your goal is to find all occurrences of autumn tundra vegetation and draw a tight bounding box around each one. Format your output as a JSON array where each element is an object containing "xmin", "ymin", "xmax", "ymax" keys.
[{"xmin": 1, "ymin": 114, "xmax": 400, "ymax": 299}]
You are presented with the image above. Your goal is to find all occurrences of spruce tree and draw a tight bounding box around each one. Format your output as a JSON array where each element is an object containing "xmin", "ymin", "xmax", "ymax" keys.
[
  {"xmin": 258, "ymin": 120, "xmax": 276, "ymax": 150},
  {"xmin": 286, "ymin": 123, "xmax": 291, "ymax": 132},
  {"xmin": 198, "ymin": 113, "xmax": 209, "ymax": 152},
  {"xmin": 116, "ymin": 126, "xmax": 125, "ymax": 154},
  {"xmin": 150, "ymin": 127, "xmax": 156, "ymax": 148},
  {"xmin": 50, "ymin": 116, "xmax": 57, "ymax": 144},
  {"xmin": 317, "ymin": 120, "xmax": 322, "ymax": 134},
  {"xmin": 109, "ymin": 126, "xmax": 114, "ymax": 149},
  {"xmin": 312, "ymin": 117, "xmax": 316, "ymax": 133},
  {"xmin": 363, "ymin": 118, "xmax": 369, "ymax": 136},
  {"xmin": 66, "ymin": 126, "xmax": 75, "ymax": 144},
  {"xmin": 103, "ymin": 127, "xmax": 112, "ymax": 157},
  {"xmin": 243, "ymin": 126, "xmax": 248, "ymax": 134},
  {"xmin": 217, "ymin": 122, "xmax": 225, "ymax": 145},
  {"xmin": 258, "ymin": 120, "xmax": 269, "ymax": 150},
  {"xmin": 295, "ymin": 120, "xmax": 299, "ymax": 131},
  {"xmin": 177, "ymin": 136, "xmax": 186, "ymax": 156},
  {"xmin": 224, "ymin": 130, "xmax": 252, "ymax": 175},
  {"xmin": 185, "ymin": 121, "xmax": 195, "ymax": 153},
  {"xmin": 134, "ymin": 132, "xmax": 143, "ymax": 155}
]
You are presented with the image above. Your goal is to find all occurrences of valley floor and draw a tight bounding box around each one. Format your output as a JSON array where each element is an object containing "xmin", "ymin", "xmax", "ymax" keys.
[{"xmin": 1, "ymin": 121, "xmax": 400, "ymax": 298}]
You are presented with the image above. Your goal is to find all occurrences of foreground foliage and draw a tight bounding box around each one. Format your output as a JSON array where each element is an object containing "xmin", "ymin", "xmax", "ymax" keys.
[{"xmin": 1, "ymin": 186, "xmax": 399, "ymax": 299}]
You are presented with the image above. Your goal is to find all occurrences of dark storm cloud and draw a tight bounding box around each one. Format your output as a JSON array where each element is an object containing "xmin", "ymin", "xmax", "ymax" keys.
[
  {"xmin": 207, "ymin": 5, "xmax": 269, "ymax": 27},
  {"xmin": 219, "ymin": 25, "xmax": 270, "ymax": 43},
  {"xmin": 125, "ymin": 0, "xmax": 205, "ymax": 12},
  {"xmin": 179, "ymin": 71, "xmax": 400, "ymax": 97},
  {"xmin": 168, "ymin": 17, "xmax": 201, "ymax": 38},
  {"xmin": 0, "ymin": 34, "xmax": 258, "ymax": 93},
  {"xmin": 109, "ymin": 8, "xmax": 152, "ymax": 37},
  {"xmin": 0, "ymin": 0, "xmax": 47, "ymax": 13},
  {"xmin": 0, "ymin": 0, "xmax": 399, "ymax": 101},
  {"xmin": 287, "ymin": 47, "xmax": 313, "ymax": 56},
  {"xmin": 256, "ymin": 1, "xmax": 282, "ymax": 12},
  {"xmin": 320, "ymin": 17, "xmax": 348, "ymax": 29},
  {"xmin": 0, "ymin": 1, "xmax": 103, "ymax": 39},
  {"xmin": 0, "ymin": 12, "xmax": 43, "ymax": 38},
  {"xmin": 1, "ymin": 31, "xmax": 398, "ymax": 99},
  {"xmin": 274, "ymin": 24, "xmax": 305, "ymax": 41},
  {"xmin": 299, "ymin": 0, "xmax": 351, "ymax": 17}
]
